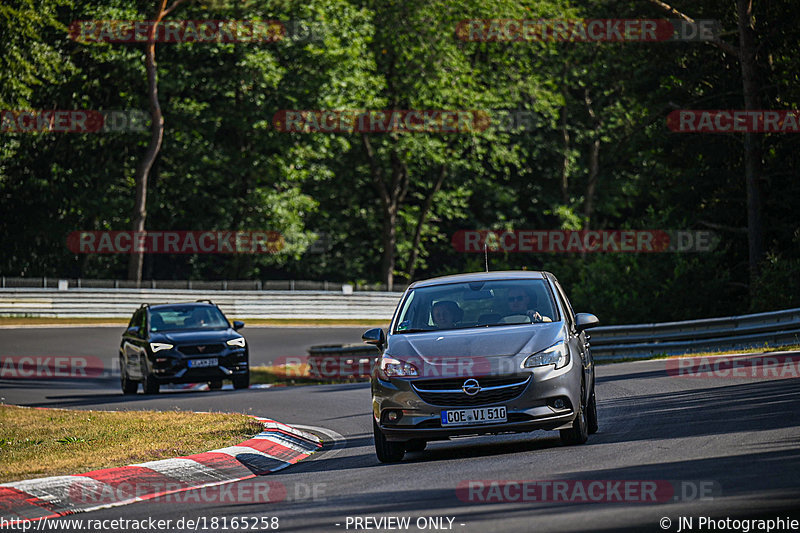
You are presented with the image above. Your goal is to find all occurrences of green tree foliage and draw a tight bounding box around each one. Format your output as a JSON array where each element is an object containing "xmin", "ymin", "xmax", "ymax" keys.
[{"xmin": 1, "ymin": 0, "xmax": 798, "ymax": 323}]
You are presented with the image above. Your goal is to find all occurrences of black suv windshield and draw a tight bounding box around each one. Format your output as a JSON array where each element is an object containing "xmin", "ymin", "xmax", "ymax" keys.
[
  {"xmin": 149, "ymin": 306, "xmax": 229, "ymax": 332},
  {"xmin": 394, "ymin": 279, "xmax": 558, "ymax": 333}
]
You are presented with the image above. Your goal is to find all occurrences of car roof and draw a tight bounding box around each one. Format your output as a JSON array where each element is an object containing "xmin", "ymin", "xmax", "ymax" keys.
[
  {"xmin": 408, "ymin": 270, "xmax": 551, "ymax": 289},
  {"xmin": 147, "ymin": 302, "xmax": 217, "ymax": 310}
]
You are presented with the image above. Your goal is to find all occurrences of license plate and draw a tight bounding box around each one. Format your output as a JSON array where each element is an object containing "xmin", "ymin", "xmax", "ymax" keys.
[
  {"xmin": 441, "ymin": 406, "xmax": 507, "ymax": 426},
  {"xmin": 188, "ymin": 358, "xmax": 218, "ymax": 368}
]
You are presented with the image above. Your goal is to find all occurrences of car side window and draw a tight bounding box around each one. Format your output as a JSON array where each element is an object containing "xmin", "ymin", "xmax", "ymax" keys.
[
  {"xmin": 139, "ymin": 311, "xmax": 147, "ymax": 337},
  {"xmin": 553, "ymin": 281, "xmax": 576, "ymax": 331}
]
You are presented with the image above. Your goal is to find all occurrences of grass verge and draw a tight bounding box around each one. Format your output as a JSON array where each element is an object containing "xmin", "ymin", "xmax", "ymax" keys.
[
  {"xmin": 250, "ymin": 364, "xmax": 367, "ymax": 386},
  {"xmin": 0, "ymin": 406, "xmax": 264, "ymax": 483},
  {"xmin": 597, "ymin": 344, "xmax": 800, "ymax": 365}
]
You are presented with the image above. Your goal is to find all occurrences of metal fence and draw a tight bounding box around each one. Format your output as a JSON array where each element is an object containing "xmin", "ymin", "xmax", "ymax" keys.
[
  {"xmin": 587, "ymin": 307, "xmax": 800, "ymax": 360},
  {"xmin": 0, "ymin": 277, "xmax": 403, "ymax": 292},
  {"xmin": 0, "ymin": 288, "xmax": 403, "ymax": 320},
  {"xmin": 1, "ymin": 286, "xmax": 798, "ymax": 361},
  {"xmin": 305, "ymin": 307, "xmax": 800, "ymax": 366}
]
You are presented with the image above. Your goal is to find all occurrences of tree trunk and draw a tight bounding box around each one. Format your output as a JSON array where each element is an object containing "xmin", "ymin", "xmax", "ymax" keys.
[
  {"xmin": 737, "ymin": 0, "xmax": 764, "ymax": 289},
  {"xmin": 407, "ymin": 165, "xmax": 446, "ymax": 282},
  {"xmin": 583, "ymin": 88, "xmax": 601, "ymax": 230},
  {"xmin": 127, "ymin": 0, "xmax": 187, "ymax": 282},
  {"xmin": 362, "ymin": 135, "xmax": 408, "ymax": 291},
  {"xmin": 648, "ymin": 0, "xmax": 764, "ymax": 293},
  {"xmin": 584, "ymin": 138, "xmax": 600, "ymax": 230},
  {"xmin": 560, "ymin": 65, "xmax": 570, "ymax": 204}
]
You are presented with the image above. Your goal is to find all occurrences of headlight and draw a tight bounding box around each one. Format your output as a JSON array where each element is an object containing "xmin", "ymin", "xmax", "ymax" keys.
[
  {"xmin": 523, "ymin": 341, "xmax": 569, "ymax": 369},
  {"xmin": 149, "ymin": 342, "xmax": 173, "ymax": 353},
  {"xmin": 226, "ymin": 337, "xmax": 246, "ymax": 348},
  {"xmin": 378, "ymin": 356, "xmax": 419, "ymax": 380}
]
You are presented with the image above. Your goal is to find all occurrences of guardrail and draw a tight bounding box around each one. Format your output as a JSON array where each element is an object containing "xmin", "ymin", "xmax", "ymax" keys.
[
  {"xmin": 306, "ymin": 307, "xmax": 800, "ymax": 373},
  {"xmin": 0, "ymin": 288, "xmax": 403, "ymax": 320},
  {"xmin": 2, "ymin": 287, "xmax": 798, "ymax": 362},
  {"xmin": 587, "ymin": 307, "xmax": 800, "ymax": 360},
  {"xmin": 0, "ymin": 276, "xmax": 403, "ymax": 292}
]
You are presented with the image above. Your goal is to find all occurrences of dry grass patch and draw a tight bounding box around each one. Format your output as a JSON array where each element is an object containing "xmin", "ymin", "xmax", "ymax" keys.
[
  {"xmin": 0, "ymin": 406, "xmax": 264, "ymax": 483},
  {"xmin": 598, "ymin": 344, "xmax": 800, "ymax": 364}
]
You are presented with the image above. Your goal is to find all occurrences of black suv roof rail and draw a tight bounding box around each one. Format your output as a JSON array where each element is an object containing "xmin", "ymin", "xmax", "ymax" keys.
[{"xmin": 196, "ymin": 299, "xmax": 214, "ymax": 305}]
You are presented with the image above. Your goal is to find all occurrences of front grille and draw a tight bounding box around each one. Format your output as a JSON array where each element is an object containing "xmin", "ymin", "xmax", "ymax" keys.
[
  {"xmin": 179, "ymin": 344, "xmax": 225, "ymax": 355},
  {"xmin": 412, "ymin": 375, "xmax": 530, "ymax": 407}
]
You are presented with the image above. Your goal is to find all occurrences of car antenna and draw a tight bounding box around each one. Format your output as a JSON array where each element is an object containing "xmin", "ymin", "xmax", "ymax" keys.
[{"xmin": 484, "ymin": 242, "xmax": 489, "ymax": 272}]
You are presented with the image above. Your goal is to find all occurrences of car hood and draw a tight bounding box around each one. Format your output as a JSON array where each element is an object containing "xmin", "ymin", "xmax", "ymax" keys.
[
  {"xmin": 153, "ymin": 329, "xmax": 238, "ymax": 343},
  {"xmin": 387, "ymin": 322, "xmax": 563, "ymax": 358}
]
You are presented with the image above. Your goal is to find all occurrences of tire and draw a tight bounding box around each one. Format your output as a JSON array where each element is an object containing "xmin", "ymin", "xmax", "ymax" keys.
[
  {"xmin": 209, "ymin": 380, "xmax": 223, "ymax": 390},
  {"xmin": 120, "ymin": 358, "xmax": 138, "ymax": 395},
  {"xmin": 233, "ymin": 373, "xmax": 250, "ymax": 390},
  {"xmin": 587, "ymin": 389, "xmax": 599, "ymax": 434},
  {"xmin": 373, "ymin": 419, "xmax": 405, "ymax": 463},
  {"xmin": 141, "ymin": 361, "xmax": 160, "ymax": 394},
  {"xmin": 405, "ymin": 439, "xmax": 427, "ymax": 453},
  {"xmin": 560, "ymin": 381, "xmax": 589, "ymax": 445}
]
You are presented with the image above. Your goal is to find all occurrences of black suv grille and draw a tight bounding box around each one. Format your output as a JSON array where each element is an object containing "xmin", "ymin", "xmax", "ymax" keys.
[
  {"xmin": 179, "ymin": 344, "xmax": 225, "ymax": 355},
  {"xmin": 412, "ymin": 375, "xmax": 530, "ymax": 407}
]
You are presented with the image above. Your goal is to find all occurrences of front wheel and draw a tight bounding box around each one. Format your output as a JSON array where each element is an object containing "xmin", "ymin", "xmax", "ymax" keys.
[
  {"xmin": 560, "ymin": 384, "xmax": 589, "ymax": 446},
  {"xmin": 120, "ymin": 358, "xmax": 137, "ymax": 395},
  {"xmin": 233, "ymin": 374, "xmax": 250, "ymax": 390},
  {"xmin": 373, "ymin": 419, "xmax": 405, "ymax": 463},
  {"xmin": 141, "ymin": 361, "xmax": 160, "ymax": 394},
  {"xmin": 587, "ymin": 389, "xmax": 599, "ymax": 434}
]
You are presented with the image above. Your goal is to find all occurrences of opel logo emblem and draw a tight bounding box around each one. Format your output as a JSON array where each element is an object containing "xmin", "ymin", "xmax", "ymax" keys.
[{"xmin": 462, "ymin": 378, "xmax": 481, "ymax": 396}]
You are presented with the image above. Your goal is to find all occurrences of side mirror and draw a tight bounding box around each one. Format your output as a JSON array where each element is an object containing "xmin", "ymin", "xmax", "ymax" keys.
[
  {"xmin": 233, "ymin": 320, "xmax": 245, "ymax": 331},
  {"xmin": 126, "ymin": 326, "xmax": 141, "ymax": 337},
  {"xmin": 575, "ymin": 313, "xmax": 600, "ymax": 332},
  {"xmin": 362, "ymin": 328, "xmax": 386, "ymax": 349}
]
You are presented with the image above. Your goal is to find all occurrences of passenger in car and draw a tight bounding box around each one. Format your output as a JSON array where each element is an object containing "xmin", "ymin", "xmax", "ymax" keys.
[
  {"xmin": 431, "ymin": 300, "xmax": 463, "ymax": 329},
  {"xmin": 506, "ymin": 288, "xmax": 551, "ymax": 323}
]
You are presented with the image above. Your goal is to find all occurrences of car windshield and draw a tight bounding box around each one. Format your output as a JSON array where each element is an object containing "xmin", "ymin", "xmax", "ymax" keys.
[
  {"xmin": 149, "ymin": 306, "xmax": 229, "ymax": 331},
  {"xmin": 393, "ymin": 279, "xmax": 558, "ymax": 333}
]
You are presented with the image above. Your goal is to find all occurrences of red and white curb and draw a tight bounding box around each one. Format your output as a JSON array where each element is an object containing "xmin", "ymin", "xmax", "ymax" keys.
[{"xmin": 0, "ymin": 416, "xmax": 321, "ymax": 525}]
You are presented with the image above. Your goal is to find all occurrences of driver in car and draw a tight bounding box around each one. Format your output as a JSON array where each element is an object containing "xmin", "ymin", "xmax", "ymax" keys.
[
  {"xmin": 506, "ymin": 288, "xmax": 551, "ymax": 323},
  {"xmin": 431, "ymin": 300, "xmax": 462, "ymax": 329}
]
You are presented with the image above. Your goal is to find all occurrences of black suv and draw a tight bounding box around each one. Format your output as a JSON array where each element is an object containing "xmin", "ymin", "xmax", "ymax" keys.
[{"xmin": 119, "ymin": 301, "xmax": 249, "ymax": 394}]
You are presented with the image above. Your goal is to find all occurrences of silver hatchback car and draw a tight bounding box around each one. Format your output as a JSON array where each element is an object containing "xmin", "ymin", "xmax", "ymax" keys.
[{"xmin": 363, "ymin": 271, "xmax": 600, "ymax": 462}]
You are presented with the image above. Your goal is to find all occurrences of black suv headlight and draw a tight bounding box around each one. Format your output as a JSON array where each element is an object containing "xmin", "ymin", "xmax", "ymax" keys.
[
  {"xmin": 226, "ymin": 337, "xmax": 246, "ymax": 348},
  {"xmin": 149, "ymin": 342, "xmax": 173, "ymax": 353}
]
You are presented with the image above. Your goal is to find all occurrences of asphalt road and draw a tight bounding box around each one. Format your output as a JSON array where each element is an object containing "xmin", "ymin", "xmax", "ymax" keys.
[
  {"xmin": 0, "ymin": 325, "xmax": 367, "ymax": 366},
  {"xmin": 1, "ymin": 328, "xmax": 799, "ymax": 533}
]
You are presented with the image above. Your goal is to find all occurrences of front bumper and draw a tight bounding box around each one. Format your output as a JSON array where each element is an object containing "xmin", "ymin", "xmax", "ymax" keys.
[
  {"xmin": 372, "ymin": 360, "xmax": 582, "ymax": 442},
  {"xmin": 149, "ymin": 348, "xmax": 249, "ymax": 384}
]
